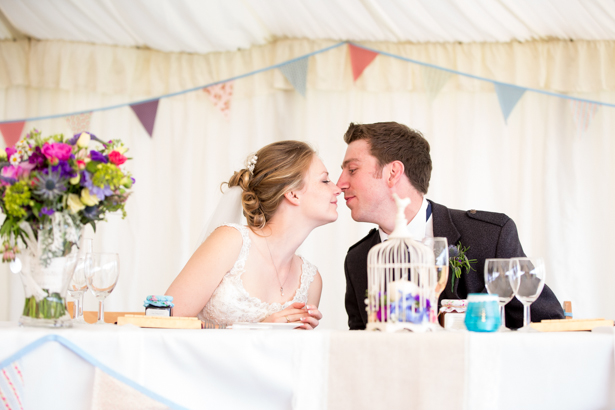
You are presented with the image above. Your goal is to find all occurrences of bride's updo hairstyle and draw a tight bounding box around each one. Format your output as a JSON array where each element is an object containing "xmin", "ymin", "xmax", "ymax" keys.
[{"xmin": 227, "ymin": 140, "xmax": 315, "ymax": 230}]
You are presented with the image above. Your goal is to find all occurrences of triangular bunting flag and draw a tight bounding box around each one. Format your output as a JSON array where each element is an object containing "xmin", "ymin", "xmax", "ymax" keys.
[
  {"xmin": 348, "ymin": 44, "xmax": 378, "ymax": 82},
  {"xmin": 91, "ymin": 368, "xmax": 170, "ymax": 410},
  {"xmin": 66, "ymin": 112, "xmax": 93, "ymax": 135},
  {"xmin": 204, "ymin": 82, "xmax": 234, "ymax": 119},
  {"xmin": 421, "ymin": 66, "xmax": 453, "ymax": 103},
  {"xmin": 493, "ymin": 83, "xmax": 526, "ymax": 123},
  {"xmin": 0, "ymin": 361, "xmax": 24, "ymax": 410},
  {"xmin": 569, "ymin": 100, "xmax": 599, "ymax": 136},
  {"xmin": 279, "ymin": 58, "xmax": 309, "ymax": 97},
  {"xmin": 130, "ymin": 100, "xmax": 159, "ymax": 138},
  {"xmin": 0, "ymin": 121, "xmax": 26, "ymax": 147}
]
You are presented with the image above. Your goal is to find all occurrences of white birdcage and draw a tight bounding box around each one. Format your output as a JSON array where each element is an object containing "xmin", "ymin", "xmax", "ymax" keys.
[{"xmin": 366, "ymin": 194, "xmax": 437, "ymax": 332}]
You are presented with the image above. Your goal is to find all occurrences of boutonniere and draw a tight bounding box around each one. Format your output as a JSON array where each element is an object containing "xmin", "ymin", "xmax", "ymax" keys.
[{"xmin": 448, "ymin": 243, "xmax": 477, "ymax": 292}]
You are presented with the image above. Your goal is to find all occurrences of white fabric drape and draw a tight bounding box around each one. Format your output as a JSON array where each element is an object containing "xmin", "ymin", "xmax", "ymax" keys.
[
  {"xmin": 3, "ymin": 0, "xmax": 615, "ymax": 50},
  {"xmin": 0, "ymin": 38, "xmax": 614, "ymax": 329}
]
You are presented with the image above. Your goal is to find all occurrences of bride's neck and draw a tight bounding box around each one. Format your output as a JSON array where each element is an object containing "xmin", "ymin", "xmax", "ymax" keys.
[{"xmin": 257, "ymin": 214, "xmax": 312, "ymax": 261}]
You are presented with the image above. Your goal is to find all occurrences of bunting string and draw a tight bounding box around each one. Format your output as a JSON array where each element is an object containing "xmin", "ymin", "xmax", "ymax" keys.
[{"xmin": 0, "ymin": 40, "xmax": 613, "ymax": 142}]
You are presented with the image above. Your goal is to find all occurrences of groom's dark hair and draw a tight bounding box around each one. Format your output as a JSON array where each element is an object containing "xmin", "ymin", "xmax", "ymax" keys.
[{"xmin": 343, "ymin": 122, "xmax": 432, "ymax": 194}]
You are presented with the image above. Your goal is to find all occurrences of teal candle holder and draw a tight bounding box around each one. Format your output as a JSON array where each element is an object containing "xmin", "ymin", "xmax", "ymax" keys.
[{"xmin": 464, "ymin": 293, "xmax": 501, "ymax": 332}]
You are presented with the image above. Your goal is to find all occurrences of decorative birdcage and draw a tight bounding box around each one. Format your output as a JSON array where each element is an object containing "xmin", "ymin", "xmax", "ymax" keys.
[{"xmin": 366, "ymin": 194, "xmax": 437, "ymax": 332}]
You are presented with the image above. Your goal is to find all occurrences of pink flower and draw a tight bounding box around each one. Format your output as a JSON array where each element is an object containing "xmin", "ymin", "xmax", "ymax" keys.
[
  {"xmin": 1, "ymin": 163, "xmax": 35, "ymax": 182},
  {"xmin": 76, "ymin": 160, "xmax": 86, "ymax": 170},
  {"xmin": 5, "ymin": 147, "xmax": 16, "ymax": 159},
  {"xmin": 108, "ymin": 151, "xmax": 127, "ymax": 166},
  {"xmin": 42, "ymin": 143, "xmax": 73, "ymax": 163}
]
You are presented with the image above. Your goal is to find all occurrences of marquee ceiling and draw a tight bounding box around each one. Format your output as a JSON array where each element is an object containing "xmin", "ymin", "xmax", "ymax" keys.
[{"xmin": 1, "ymin": 0, "xmax": 614, "ymax": 54}]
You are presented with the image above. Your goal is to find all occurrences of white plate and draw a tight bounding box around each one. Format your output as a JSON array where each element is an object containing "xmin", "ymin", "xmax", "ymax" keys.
[{"xmin": 230, "ymin": 322, "xmax": 301, "ymax": 330}]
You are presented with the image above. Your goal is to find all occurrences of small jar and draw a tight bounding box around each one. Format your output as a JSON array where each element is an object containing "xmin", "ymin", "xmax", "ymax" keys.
[{"xmin": 464, "ymin": 293, "xmax": 500, "ymax": 332}]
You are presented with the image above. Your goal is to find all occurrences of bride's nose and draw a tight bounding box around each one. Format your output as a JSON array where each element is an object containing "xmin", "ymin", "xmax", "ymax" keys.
[{"xmin": 333, "ymin": 185, "xmax": 341, "ymax": 196}]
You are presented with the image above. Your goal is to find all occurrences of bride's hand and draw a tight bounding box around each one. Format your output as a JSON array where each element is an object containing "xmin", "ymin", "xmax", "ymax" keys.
[
  {"xmin": 297, "ymin": 305, "xmax": 322, "ymax": 330},
  {"xmin": 262, "ymin": 302, "xmax": 309, "ymax": 324}
]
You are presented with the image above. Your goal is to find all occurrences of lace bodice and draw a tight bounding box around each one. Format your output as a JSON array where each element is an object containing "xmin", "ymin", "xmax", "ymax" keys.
[{"xmin": 198, "ymin": 224, "xmax": 318, "ymax": 325}]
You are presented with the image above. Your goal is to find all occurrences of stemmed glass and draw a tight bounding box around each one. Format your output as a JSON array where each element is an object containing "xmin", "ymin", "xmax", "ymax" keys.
[
  {"xmin": 86, "ymin": 253, "xmax": 120, "ymax": 324},
  {"xmin": 67, "ymin": 238, "xmax": 93, "ymax": 323},
  {"xmin": 422, "ymin": 237, "xmax": 449, "ymax": 328},
  {"xmin": 484, "ymin": 259, "xmax": 515, "ymax": 331},
  {"xmin": 510, "ymin": 257, "xmax": 546, "ymax": 332}
]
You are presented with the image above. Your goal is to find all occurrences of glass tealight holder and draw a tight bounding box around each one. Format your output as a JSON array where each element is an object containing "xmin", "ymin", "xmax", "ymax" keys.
[{"xmin": 464, "ymin": 293, "xmax": 501, "ymax": 332}]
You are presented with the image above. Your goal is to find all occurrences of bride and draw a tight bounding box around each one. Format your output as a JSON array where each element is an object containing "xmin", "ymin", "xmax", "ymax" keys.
[{"xmin": 165, "ymin": 140, "xmax": 341, "ymax": 329}]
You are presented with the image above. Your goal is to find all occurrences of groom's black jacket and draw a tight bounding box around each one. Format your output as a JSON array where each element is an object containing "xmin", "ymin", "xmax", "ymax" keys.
[{"xmin": 344, "ymin": 200, "xmax": 565, "ymax": 330}]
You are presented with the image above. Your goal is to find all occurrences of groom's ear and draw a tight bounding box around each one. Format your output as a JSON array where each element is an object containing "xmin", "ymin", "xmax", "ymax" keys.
[
  {"xmin": 386, "ymin": 161, "xmax": 405, "ymax": 187},
  {"xmin": 284, "ymin": 191, "xmax": 301, "ymax": 206}
]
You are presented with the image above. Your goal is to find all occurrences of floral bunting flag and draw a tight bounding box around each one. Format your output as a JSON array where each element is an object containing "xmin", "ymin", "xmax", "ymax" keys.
[
  {"xmin": 348, "ymin": 44, "xmax": 379, "ymax": 82},
  {"xmin": 421, "ymin": 66, "xmax": 453, "ymax": 103},
  {"xmin": 0, "ymin": 361, "xmax": 24, "ymax": 410},
  {"xmin": 569, "ymin": 100, "xmax": 599, "ymax": 135},
  {"xmin": 204, "ymin": 82, "xmax": 234, "ymax": 119},
  {"xmin": 130, "ymin": 100, "xmax": 159, "ymax": 138},
  {"xmin": 65, "ymin": 112, "xmax": 93, "ymax": 135},
  {"xmin": 0, "ymin": 121, "xmax": 26, "ymax": 147},
  {"xmin": 493, "ymin": 83, "xmax": 526, "ymax": 123},
  {"xmin": 279, "ymin": 58, "xmax": 309, "ymax": 97}
]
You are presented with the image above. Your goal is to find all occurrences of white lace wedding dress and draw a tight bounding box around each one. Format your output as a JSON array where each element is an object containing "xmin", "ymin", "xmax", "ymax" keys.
[{"xmin": 198, "ymin": 224, "xmax": 318, "ymax": 325}]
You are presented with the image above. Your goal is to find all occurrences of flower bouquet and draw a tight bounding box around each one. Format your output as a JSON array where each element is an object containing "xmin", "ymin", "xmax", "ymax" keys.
[{"xmin": 0, "ymin": 129, "xmax": 133, "ymax": 327}]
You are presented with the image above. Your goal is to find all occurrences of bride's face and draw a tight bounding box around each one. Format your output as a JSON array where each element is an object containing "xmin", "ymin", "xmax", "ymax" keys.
[{"xmin": 298, "ymin": 156, "xmax": 341, "ymax": 225}]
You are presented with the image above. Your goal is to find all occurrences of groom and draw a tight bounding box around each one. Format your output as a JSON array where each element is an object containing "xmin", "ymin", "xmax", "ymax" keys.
[{"xmin": 337, "ymin": 122, "xmax": 564, "ymax": 330}]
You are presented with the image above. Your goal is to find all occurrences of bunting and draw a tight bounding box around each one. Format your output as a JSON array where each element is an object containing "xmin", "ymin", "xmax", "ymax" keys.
[
  {"xmin": 348, "ymin": 44, "xmax": 378, "ymax": 82},
  {"xmin": 493, "ymin": 83, "xmax": 526, "ymax": 123},
  {"xmin": 65, "ymin": 112, "xmax": 93, "ymax": 135},
  {"xmin": 0, "ymin": 361, "xmax": 24, "ymax": 410},
  {"xmin": 0, "ymin": 121, "xmax": 26, "ymax": 147},
  {"xmin": 204, "ymin": 82, "xmax": 234, "ymax": 119},
  {"xmin": 421, "ymin": 66, "xmax": 453, "ymax": 103},
  {"xmin": 130, "ymin": 100, "xmax": 159, "ymax": 138},
  {"xmin": 278, "ymin": 58, "xmax": 309, "ymax": 97},
  {"xmin": 569, "ymin": 100, "xmax": 599, "ymax": 135}
]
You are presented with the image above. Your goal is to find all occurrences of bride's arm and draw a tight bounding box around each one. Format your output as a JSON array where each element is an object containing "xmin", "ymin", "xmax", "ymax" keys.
[
  {"xmin": 165, "ymin": 226, "xmax": 242, "ymax": 317},
  {"xmin": 298, "ymin": 272, "xmax": 323, "ymax": 329}
]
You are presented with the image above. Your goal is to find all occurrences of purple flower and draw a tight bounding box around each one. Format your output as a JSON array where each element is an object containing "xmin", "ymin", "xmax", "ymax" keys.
[
  {"xmin": 28, "ymin": 147, "xmax": 47, "ymax": 170},
  {"xmin": 90, "ymin": 151, "xmax": 108, "ymax": 164},
  {"xmin": 90, "ymin": 184, "xmax": 113, "ymax": 201},
  {"xmin": 48, "ymin": 160, "xmax": 76, "ymax": 179},
  {"xmin": 40, "ymin": 207, "xmax": 55, "ymax": 216},
  {"xmin": 80, "ymin": 170, "xmax": 93, "ymax": 189}
]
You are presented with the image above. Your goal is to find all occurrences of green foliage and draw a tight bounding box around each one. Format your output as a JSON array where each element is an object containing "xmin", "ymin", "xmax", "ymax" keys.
[
  {"xmin": 92, "ymin": 163, "xmax": 124, "ymax": 189},
  {"xmin": 4, "ymin": 181, "xmax": 31, "ymax": 218},
  {"xmin": 449, "ymin": 243, "xmax": 477, "ymax": 292}
]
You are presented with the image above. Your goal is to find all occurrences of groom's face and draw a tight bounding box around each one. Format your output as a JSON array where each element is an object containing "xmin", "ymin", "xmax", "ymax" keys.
[{"xmin": 337, "ymin": 140, "xmax": 390, "ymax": 224}]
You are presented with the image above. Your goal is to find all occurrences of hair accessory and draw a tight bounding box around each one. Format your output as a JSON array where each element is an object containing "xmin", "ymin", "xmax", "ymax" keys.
[{"xmin": 247, "ymin": 155, "xmax": 258, "ymax": 175}]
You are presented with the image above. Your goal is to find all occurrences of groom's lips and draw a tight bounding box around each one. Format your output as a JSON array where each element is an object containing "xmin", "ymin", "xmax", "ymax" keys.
[{"xmin": 344, "ymin": 196, "xmax": 355, "ymax": 204}]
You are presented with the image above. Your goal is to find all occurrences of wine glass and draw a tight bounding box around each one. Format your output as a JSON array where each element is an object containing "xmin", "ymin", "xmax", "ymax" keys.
[
  {"xmin": 484, "ymin": 258, "xmax": 515, "ymax": 331},
  {"xmin": 510, "ymin": 257, "xmax": 546, "ymax": 332},
  {"xmin": 67, "ymin": 238, "xmax": 93, "ymax": 323},
  {"xmin": 86, "ymin": 253, "xmax": 120, "ymax": 324},
  {"xmin": 422, "ymin": 237, "xmax": 448, "ymax": 328}
]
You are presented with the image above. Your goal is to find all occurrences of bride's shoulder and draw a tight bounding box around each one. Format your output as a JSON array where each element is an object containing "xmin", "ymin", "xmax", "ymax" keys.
[{"xmin": 202, "ymin": 225, "xmax": 246, "ymax": 250}]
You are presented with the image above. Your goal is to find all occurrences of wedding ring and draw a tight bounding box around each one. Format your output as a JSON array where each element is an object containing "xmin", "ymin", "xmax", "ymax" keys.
[{"xmin": 286, "ymin": 316, "xmax": 290, "ymax": 323}]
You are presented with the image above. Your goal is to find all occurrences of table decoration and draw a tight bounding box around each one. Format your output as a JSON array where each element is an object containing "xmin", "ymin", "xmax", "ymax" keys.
[
  {"xmin": 366, "ymin": 194, "xmax": 437, "ymax": 332},
  {"xmin": 464, "ymin": 293, "xmax": 500, "ymax": 332},
  {"xmin": 144, "ymin": 295, "xmax": 174, "ymax": 317},
  {"xmin": 0, "ymin": 129, "xmax": 133, "ymax": 327}
]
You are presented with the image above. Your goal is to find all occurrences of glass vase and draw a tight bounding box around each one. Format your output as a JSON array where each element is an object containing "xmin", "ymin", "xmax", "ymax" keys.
[{"xmin": 18, "ymin": 253, "xmax": 78, "ymax": 328}]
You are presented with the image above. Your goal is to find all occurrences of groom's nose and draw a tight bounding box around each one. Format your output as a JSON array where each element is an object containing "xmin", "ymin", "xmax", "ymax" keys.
[{"xmin": 336, "ymin": 172, "xmax": 348, "ymax": 190}]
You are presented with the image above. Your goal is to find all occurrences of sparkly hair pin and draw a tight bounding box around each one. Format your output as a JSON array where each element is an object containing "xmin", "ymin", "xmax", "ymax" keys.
[{"xmin": 247, "ymin": 155, "xmax": 258, "ymax": 175}]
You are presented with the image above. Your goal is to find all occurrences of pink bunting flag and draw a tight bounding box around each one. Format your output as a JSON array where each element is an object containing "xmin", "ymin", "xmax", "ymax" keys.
[
  {"xmin": 204, "ymin": 82, "xmax": 234, "ymax": 119},
  {"xmin": 130, "ymin": 100, "xmax": 160, "ymax": 138},
  {"xmin": 569, "ymin": 100, "xmax": 599, "ymax": 135},
  {"xmin": 65, "ymin": 112, "xmax": 92, "ymax": 135},
  {"xmin": 348, "ymin": 44, "xmax": 379, "ymax": 82},
  {"xmin": 0, "ymin": 121, "xmax": 26, "ymax": 147}
]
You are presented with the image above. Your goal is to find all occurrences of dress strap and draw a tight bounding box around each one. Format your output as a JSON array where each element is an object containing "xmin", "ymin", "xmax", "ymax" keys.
[{"xmin": 219, "ymin": 224, "xmax": 251, "ymax": 272}]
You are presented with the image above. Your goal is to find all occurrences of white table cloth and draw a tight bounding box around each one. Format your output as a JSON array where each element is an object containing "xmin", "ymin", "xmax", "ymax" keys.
[{"xmin": 0, "ymin": 322, "xmax": 613, "ymax": 410}]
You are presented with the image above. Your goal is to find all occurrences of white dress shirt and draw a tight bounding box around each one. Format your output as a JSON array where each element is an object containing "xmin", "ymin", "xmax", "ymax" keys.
[{"xmin": 379, "ymin": 197, "xmax": 433, "ymax": 242}]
